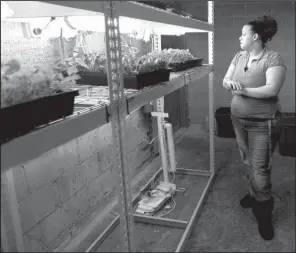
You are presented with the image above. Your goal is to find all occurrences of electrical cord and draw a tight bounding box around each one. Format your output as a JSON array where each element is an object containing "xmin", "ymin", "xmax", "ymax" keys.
[
  {"xmin": 131, "ymin": 121, "xmax": 159, "ymax": 146},
  {"xmin": 153, "ymin": 171, "xmax": 186, "ymax": 218},
  {"xmin": 125, "ymin": 107, "xmax": 140, "ymax": 120},
  {"xmin": 125, "ymin": 106, "xmax": 159, "ymax": 146},
  {"xmin": 64, "ymin": 16, "xmax": 76, "ymax": 30},
  {"xmin": 170, "ymin": 171, "xmax": 186, "ymax": 193},
  {"xmin": 170, "ymin": 170, "xmax": 175, "ymax": 183},
  {"xmin": 159, "ymin": 195, "xmax": 176, "ymax": 217},
  {"xmin": 109, "ymin": 211, "xmax": 118, "ymax": 218},
  {"xmin": 32, "ymin": 17, "xmax": 56, "ymax": 36},
  {"xmin": 138, "ymin": 171, "xmax": 186, "ymax": 218},
  {"xmin": 120, "ymin": 35, "xmax": 139, "ymax": 57},
  {"xmin": 140, "ymin": 187, "xmax": 167, "ymax": 197}
]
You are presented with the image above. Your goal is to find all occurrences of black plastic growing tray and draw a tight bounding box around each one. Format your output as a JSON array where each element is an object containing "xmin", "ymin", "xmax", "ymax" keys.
[
  {"xmin": 123, "ymin": 68, "xmax": 171, "ymax": 90},
  {"xmin": 77, "ymin": 71, "xmax": 108, "ymax": 86},
  {"xmin": 0, "ymin": 90, "xmax": 79, "ymax": 144},
  {"xmin": 169, "ymin": 58, "xmax": 204, "ymax": 72},
  {"xmin": 77, "ymin": 69, "xmax": 171, "ymax": 90}
]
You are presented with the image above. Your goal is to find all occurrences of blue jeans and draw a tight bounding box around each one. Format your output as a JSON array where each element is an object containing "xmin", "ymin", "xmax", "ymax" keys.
[{"xmin": 231, "ymin": 112, "xmax": 282, "ymax": 201}]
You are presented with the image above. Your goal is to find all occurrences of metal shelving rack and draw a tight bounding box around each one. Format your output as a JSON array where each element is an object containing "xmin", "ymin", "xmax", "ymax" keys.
[{"xmin": 1, "ymin": 1, "xmax": 215, "ymax": 252}]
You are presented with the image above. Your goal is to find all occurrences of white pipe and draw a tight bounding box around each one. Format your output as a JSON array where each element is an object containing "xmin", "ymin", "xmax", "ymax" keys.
[
  {"xmin": 165, "ymin": 123, "xmax": 176, "ymax": 173},
  {"xmin": 156, "ymin": 116, "xmax": 169, "ymax": 184}
]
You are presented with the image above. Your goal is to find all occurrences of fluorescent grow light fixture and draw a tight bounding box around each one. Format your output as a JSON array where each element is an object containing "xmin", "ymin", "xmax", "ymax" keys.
[
  {"xmin": 3, "ymin": 14, "xmax": 202, "ymax": 40},
  {"xmin": 4, "ymin": 1, "xmax": 211, "ymax": 35},
  {"xmin": 1, "ymin": 1, "xmax": 14, "ymax": 19}
]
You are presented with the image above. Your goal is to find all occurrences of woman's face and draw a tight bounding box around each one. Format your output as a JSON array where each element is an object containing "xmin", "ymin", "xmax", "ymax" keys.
[{"xmin": 239, "ymin": 25, "xmax": 255, "ymax": 51}]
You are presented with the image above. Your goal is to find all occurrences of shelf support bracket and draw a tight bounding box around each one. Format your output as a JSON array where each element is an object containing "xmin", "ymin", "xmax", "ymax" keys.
[
  {"xmin": 104, "ymin": 1, "xmax": 136, "ymax": 252},
  {"xmin": 151, "ymin": 33, "xmax": 163, "ymax": 156},
  {"xmin": 208, "ymin": 1, "xmax": 216, "ymax": 173}
]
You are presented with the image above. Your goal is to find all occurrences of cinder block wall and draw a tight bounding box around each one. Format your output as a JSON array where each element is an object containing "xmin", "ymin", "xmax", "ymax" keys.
[
  {"xmin": 179, "ymin": 1, "xmax": 295, "ymax": 124},
  {"xmin": 9, "ymin": 109, "xmax": 153, "ymax": 251}
]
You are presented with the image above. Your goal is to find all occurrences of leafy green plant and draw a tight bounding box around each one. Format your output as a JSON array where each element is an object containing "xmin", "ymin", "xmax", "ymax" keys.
[
  {"xmin": 66, "ymin": 53, "xmax": 107, "ymax": 74},
  {"xmin": 67, "ymin": 52, "xmax": 167, "ymax": 76},
  {"xmin": 149, "ymin": 49, "xmax": 197, "ymax": 65},
  {"xmin": 135, "ymin": 54, "xmax": 167, "ymax": 73},
  {"xmin": 1, "ymin": 58, "xmax": 80, "ymax": 108}
]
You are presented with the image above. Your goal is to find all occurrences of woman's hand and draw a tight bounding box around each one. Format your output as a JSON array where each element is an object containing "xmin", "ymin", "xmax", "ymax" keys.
[
  {"xmin": 223, "ymin": 78, "xmax": 243, "ymax": 91},
  {"xmin": 225, "ymin": 80, "xmax": 243, "ymax": 90},
  {"xmin": 231, "ymin": 88, "xmax": 246, "ymax": 96}
]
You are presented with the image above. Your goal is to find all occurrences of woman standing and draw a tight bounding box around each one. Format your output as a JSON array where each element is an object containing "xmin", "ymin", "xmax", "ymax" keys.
[{"xmin": 222, "ymin": 15, "xmax": 286, "ymax": 240}]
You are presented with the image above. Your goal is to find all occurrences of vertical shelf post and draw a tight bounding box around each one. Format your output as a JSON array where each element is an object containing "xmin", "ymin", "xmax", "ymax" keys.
[
  {"xmin": 151, "ymin": 33, "xmax": 164, "ymax": 156},
  {"xmin": 103, "ymin": 2, "xmax": 136, "ymax": 252},
  {"xmin": 208, "ymin": 1, "xmax": 216, "ymax": 173}
]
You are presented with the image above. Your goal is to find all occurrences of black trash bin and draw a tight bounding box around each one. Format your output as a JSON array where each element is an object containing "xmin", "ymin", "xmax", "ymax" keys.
[
  {"xmin": 279, "ymin": 112, "xmax": 296, "ymax": 157},
  {"xmin": 215, "ymin": 107, "xmax": 236, "ymax": 138}
]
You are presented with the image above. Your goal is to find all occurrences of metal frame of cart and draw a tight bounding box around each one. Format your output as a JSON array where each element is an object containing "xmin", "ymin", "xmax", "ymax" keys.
[
  {"xmin": 86, "ymin": 1, "xmax": 216, "ymax": 252},
  {"xmin": 1, "ymin": 1, "xmax": 215, "ymax": 252},
  {"xmin": 85, "ymin": 168, "xmax": 216, "ymax": 252}
]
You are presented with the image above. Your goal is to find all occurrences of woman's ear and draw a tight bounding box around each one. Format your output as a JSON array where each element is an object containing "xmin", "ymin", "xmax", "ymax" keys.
[{"xmin": 253, "ymin": 33, "xmax": 259, "ymax": 41}]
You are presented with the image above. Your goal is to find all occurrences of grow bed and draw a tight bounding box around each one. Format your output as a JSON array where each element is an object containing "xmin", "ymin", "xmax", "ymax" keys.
[
  {"xmin": 76, "ymin": 69, "xmax": 171, "ymax": 89},
  {"xmin": 169, "ymin": 59, "xmax": 204, "ymax": 72},
  {"xmin": 0, "ymin": 90, "xmax": 79, "ymax": 144}
]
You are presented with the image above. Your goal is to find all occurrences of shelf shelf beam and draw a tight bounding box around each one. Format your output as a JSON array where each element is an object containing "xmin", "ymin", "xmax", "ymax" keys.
[
  {"xmin": 128, "ymin": 65, "xmax": 213, "ymax": 113},
  {"xmin": 1, "ymin": 65, "xmax": 212, "ymax": 172},
  {"xmin": 1, "ymin": 105, "xmax": 107, "ymax": 171},
  {"xmin": 115, "ymin": 1, "xmax": 213, "ymax": 32},
  {"xmin": 45, "ymin": 1, "xmax": 213, "ymax": 32}
]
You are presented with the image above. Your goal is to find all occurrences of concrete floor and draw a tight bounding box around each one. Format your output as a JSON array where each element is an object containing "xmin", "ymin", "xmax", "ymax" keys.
[
  {"xmin": 87, "ymin": 123, "xmax": 295, "ymax": 252},
  {"xmin": 177, "ymin": 124, "xmax": 296, "ymax": 252}
]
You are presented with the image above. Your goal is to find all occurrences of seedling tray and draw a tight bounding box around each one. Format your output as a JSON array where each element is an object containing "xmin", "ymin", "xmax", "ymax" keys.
[
  {"xmin": 123, "ymin": 68, "xmax": 171, "ymax": 90},
  {"xmin": 77, "ymin": 69, "xmax": 171, "ymax": 90},
  {"xmin": 77, "ymin": 71, "xmax": 108, "ymax": 86},
  {"xmin": 169, "ymin": 58, "xmax": 203, "ymax": 72},
  {"xmin": 0, "ymin": 90, "xmax": 79, "ymax": 144}
]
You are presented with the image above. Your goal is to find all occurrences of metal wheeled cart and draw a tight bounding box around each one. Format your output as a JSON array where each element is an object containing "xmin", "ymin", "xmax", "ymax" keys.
[{"xmin": 1, "ymin": 1, "xmax": 215, "ymax": 252}]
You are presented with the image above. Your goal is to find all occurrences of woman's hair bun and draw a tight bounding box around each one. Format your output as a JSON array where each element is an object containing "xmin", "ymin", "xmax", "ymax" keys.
[{"xmin": 257, "ymin": 15, "xmax": 278, "ymax": 41}]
